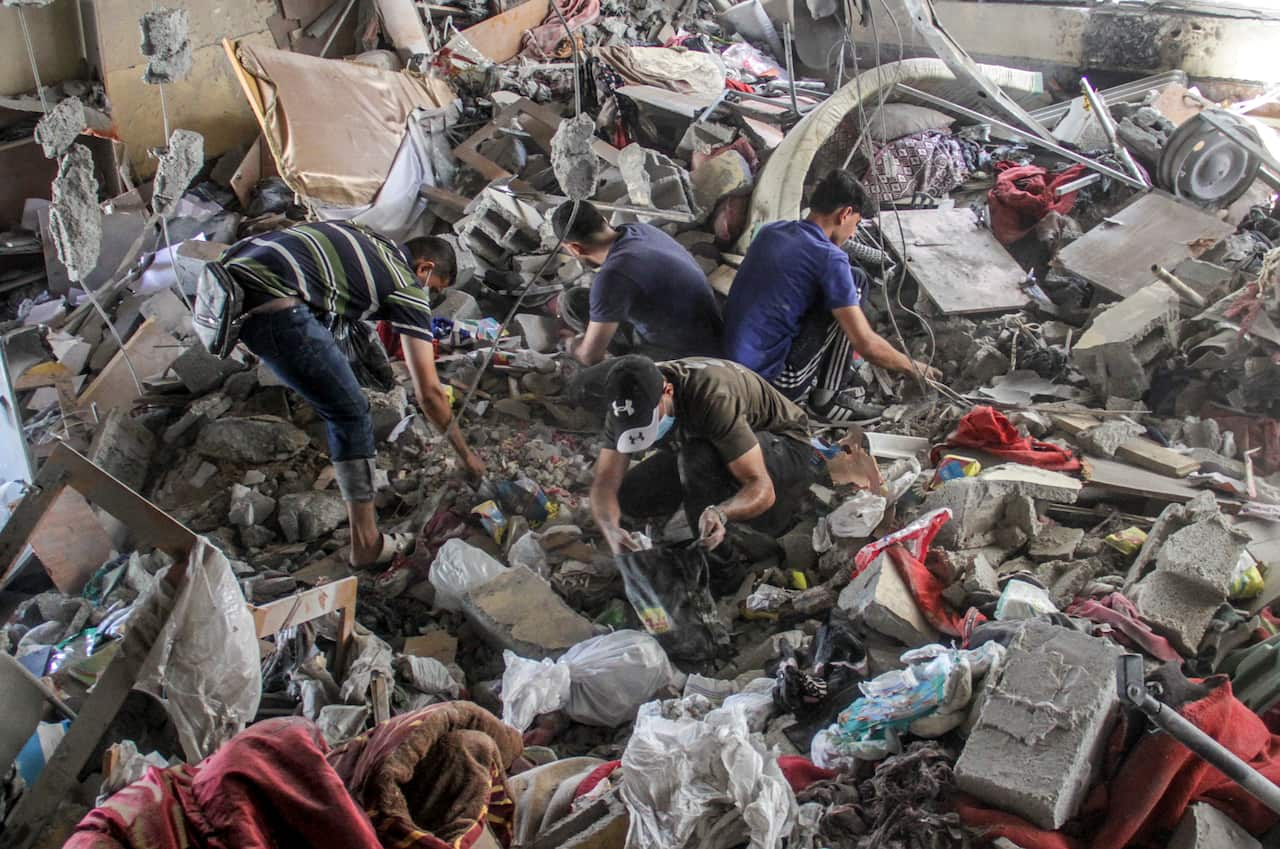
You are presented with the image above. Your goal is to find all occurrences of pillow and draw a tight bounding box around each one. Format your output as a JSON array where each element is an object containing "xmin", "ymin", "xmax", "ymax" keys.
[{"xmin": 862, "ymin": 103, "xmax": 956, "ymax": 143}]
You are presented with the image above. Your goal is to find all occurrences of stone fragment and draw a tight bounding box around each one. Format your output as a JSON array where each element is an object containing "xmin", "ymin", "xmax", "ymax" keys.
[
  {"xmin": 49, "ymin": 144, "xmax": 101, "ymax": 283},
  {"xmin": 1180, "ymin": 418, "xmax": 1223, "ymax": 452},
  {"xmin": 838, "ymin": 556, "xmax": 939, "ymax": 646},
  {"xmin": 242, "ymin": 470, "xmax": 267, "ymax": 486},
  {"xmin": 227, "ymin": 484, "xmax": 277, "ymax": 527},
  {"xmin": 171, "ymin": 344, "xmax": 238, "ymax": 395},
  {"xmin": 1130, "ymin": 572, "xmax": 1226, "ymax": 656},
  {"xmin": 1155, "ymin": 516, "xmax": 1249, "ymax": 593},
  {"xmin": 164, "ymin": 392, "xmax": 232, "ymax": 444},
  {"xmin": 463, "ymin": 565, "xmax": 595, "ymax": 658},
  {"xmin": 1028, "ymin": 526, "xmax": 1084, "ymax": 563},
  {"xmin": 139, "ymin": 8, "xmax": 193, "ymax": 84},
  {"xmin": 87, "ymin": 408, "xmax": 156, "ymax": 492},
  {"xmin": 977, "ymin": 465, "xmax": 1083, "ymax": 503},
  {"xmin": 1072, "ymin": 283, "xmax": 1180, "ymax": 400},
  {"xmin": 239, "ymin": 525, "xmax": 277, "ymax": 549},
  {"xmin": 34, "ymin": 96, "xmax": 85, "ymax": 159},
  {"xmin": 919, "ymin": 476, "xmax": 1044, "ymax": 551},
  {"xmin": 1077, "ymin": 418, "xmax": 1146, "ymax": 457},
  {"xmin": 618, "ymin": 143, "xmax": 699, "ymax": 215},
  {"xmin": 1168, "ymin": 802, "xmax": 1261, "ymax": 849},
  {"xmin": 367, "ymin": 386, "xmax": 409, "ymax": 442},
  {"xmin": 955, "ymin": 622, "xmax": 1124, "ymax": 830},
  {"xmin": 550, "ymin": 114, "xmax": 599, "ymax": 201},
  {"xmin": 276, "ymin": 491, "xmax": 348, "ymax": 542},
  {"xmin": 152, "ymin": 129, "xmax": 204, "ymax": 215},
  {"xmin": 194, "ymin": 416, "xmax": 309, "ymax": 463}
]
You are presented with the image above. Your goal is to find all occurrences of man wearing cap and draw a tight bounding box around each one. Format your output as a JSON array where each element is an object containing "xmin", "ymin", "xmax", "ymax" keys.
[
  {"xmin": 723, "ymin": 169, "xmax": 940, "ymax": 423},
  {"xmin": 590, "ymin": 355, "xmax": 821, "ymax": 555}
]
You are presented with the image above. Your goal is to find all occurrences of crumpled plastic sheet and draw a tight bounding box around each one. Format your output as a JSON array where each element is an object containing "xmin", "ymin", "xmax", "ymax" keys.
[
  {"xmin": 621, "ymin": 691, "xmax": 797, "ymax": 849},
  {"xmin": 96, "ymin": 741, "xmax": 171, "ymax": 805},
  {"xmin": 133, "ymin": 536, "xmax": 262, "ymax": 761},
  {"xmin": 810, "ymin": 642, "xmax": 1006, "ymax": 770},
  {"xmin": 813, "ymin": 491, "xmax": 888, "ymax": 552},
  {"xmin": 429, "ymin": 539, "xmax": 507, "ymax": 611},
  {"xmin": 339, "ymin": 626, "xmax": 394, "ymax": 705},
  {"xmin": 396, "ymin": 654, "xmax": 463, "ymax": 699},
  {"xmin": 502, "ymin": 630, "xmax": 675, "ymax": 730}
]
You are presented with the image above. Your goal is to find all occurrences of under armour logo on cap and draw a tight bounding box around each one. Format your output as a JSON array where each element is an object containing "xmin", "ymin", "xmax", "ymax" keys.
[
  {"xmin": 612, "ymin": 399, "xmax": 635, "ymax": 417},
  {"xmin": 627, "ymin": 431, "xmax": 646, "ymax": 446}
]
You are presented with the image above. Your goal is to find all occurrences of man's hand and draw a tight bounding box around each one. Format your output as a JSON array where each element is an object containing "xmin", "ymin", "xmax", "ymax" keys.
[
  {"xmin": 604, "ymin": 524, "xmax": 643, "ymax": 555},
  {"xmin": 910, "ymin": 360, "xmax": 943, "ymax": 382},
  {"xmin": 462, "ymin": 449, "xmax": 487, "ymax": 481},
  {"xmin": 699, "ymin": 505, "xmax": 728, "ymax": 551}
]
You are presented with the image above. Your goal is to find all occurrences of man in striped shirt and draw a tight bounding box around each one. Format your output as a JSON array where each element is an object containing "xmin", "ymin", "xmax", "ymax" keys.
[{"xmin": 219, "ymin": 221, "xmax": 485, "ymax": 567}]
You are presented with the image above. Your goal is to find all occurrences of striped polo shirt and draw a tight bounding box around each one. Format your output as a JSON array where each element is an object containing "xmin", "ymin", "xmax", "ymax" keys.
[{"xmin": 220, "ymin": 221, "xmax": 435, "ymax": 340}]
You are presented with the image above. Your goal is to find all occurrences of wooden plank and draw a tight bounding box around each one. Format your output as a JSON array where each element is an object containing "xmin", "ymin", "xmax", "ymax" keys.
[
  {"xmin": 77, "ymin": 319, "xmax": 183, "ymax": 416},
  {"xmin": 881, "ymin": 208, "xmax": 1031, "ymax": 315},
  {"xmin": 1082, "ymin": 453, "xmax": 1208, "ymax": 504},
  {"xmin": 453, "ymin": 0, "xmax": 549, "ymax": 63},
  {"xmin": 1114, "ymin": 437, "xmax": 1201, "ymax": 478},
  {"xmin": 250, "ymin": 576, "xmax": 357, "ymax": 674},
  {"xmin": 404, "ymin": 630, "xmax": 458, "ymax": 664},
  {"xmin": 28, "ymin": 490, "xmax": 114, "ymax": 595},
  {"xmin": 1054, "ymin": 191, "xmax": 1236, "ymax": 300}
]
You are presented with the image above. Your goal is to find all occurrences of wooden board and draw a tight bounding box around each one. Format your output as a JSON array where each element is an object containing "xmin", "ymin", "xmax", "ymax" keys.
[
  {"xmin": 28, "ymin": 490, "xmax": 114, "ymax": 594},
  {"xmin": 250, "ymin": 576, "xmax": 357, "ymax": 674},
  {"xmin": 881, "ymin": 208, "xmax": 1031, "ymax": 315},
  {"xmin": 1054, "ymin": 191, "xmax": 1236, "ymax": 300},
  {"xmin": 1082, "ymin": 453, "xmax": 1209, "ymax": 504},
  {"xmin": 77, "ymin": 319, "xmax": 182, "ymax": 416},
  {"xmin": 1114, "ymin": 437, "xmax": 1201, "ymax": 478}
]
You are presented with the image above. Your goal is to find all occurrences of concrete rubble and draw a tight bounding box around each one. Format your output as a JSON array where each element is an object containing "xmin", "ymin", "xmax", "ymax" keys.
[{"xmin": 2, "ymin": 2, "xmax": 1280, "ymax": 849}]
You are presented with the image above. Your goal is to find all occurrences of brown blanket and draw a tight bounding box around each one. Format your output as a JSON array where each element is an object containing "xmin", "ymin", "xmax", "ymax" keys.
[{"xmin": 327, "ymin": 701, "xmax": 524, "ymax": 849}]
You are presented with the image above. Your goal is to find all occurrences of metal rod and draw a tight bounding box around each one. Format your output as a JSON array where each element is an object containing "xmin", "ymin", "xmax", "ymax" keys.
[
  {"xmin": 896, "ymin": 84, "xmax": 1149, "ymax": 190},
  {"xmin": 16, "ymin": 7, "xmax": 50, "ymax": 114},
  {"xmin": 1151, "ymin": 264, "xmax": 1206, "ymax": 308},
  {"xmin": 321, "ymin": 0, "xmax": 359, "ymax": 57},
  {"xmin": 1054, "ymin": 173, "xmax": 1101, "ymax": 197},
  {"xmin": 782, "ymin": 21, "xmax": 799, "ymax": 118},
  {"xmin": 1133, "ymin": 690, "xmax": 1280, "ymax": 815},
  {"xmin": 1081, "ymin": 76, "xmax": 1149, "ymax": 187}
]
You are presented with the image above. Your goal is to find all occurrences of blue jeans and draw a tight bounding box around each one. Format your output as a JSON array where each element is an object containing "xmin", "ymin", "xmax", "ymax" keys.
[{"xmin": 239, "ymin": 305, "xmax": 375, "ymax": 473}]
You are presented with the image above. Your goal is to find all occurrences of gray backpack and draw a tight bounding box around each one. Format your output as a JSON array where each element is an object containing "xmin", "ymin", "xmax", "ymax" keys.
[{"xmin": 193, "ymin": 263, "xmax": 246, "ymax": 358}]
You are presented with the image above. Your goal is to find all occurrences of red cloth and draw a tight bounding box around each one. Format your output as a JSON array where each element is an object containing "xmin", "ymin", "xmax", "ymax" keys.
[
  {"xmin": 725, "ymin": 78, "xmax": 754, "ymax": 92},
  {"xmin": 520, "ymin": 0, "xmax": 600, "ymax": 58},
  {"xmin": 1066, "ymin": 593, "xmax": 1182, "ymax": 663},
  {"xmin": 933, "ymin": 406, "xmax": 1082, "ymax": 473},
  {"xmin": 956, "ymin": 678, "xmax": 1280, "ymax": 849},
  {"xmin": 66, "ymin": 718, "xmax": 384, "ymax": 849},
  {"xmin": 377, "ymin": 320, "xmax": 405, "ymax": 361},
  {"xmin": 573, "ymin": 760, "xmax": 622, "ymax": 800},
  {"xmin": 777, "ymin": 755, "xmax": 837, "ymax": 793},
  {"xmin": 987, "ymin": 162, "xmax": 1088, "ymax": 245}
]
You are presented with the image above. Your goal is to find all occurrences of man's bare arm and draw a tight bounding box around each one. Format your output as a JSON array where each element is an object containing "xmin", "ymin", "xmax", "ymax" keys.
[
  {"xmin": 573, "ymin": 320, "xmax": 619, "ymax": 366},
  {"xmin": 402, "ymin": 335, "xmax": 485, "ymax": 476},
  {"xmin": 590, "ymin": 448, "xmax": 637, "ymax": 553},
  {"xmin": 833, "ymin": 305, "xmax": 940, "ymax": 380}
]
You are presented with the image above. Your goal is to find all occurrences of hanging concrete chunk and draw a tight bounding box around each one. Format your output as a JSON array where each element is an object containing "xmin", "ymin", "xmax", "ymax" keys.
[
  {"xmin": 139, "ymin": 8, "xmax": 193, "ymax": 84},
  {"xmin": 153, "ymin": 129, "xmax": 205, "ymax": 216},
  {"xmin": 550, "ymin": 114, "xmax": 599, "ymax": 202},
  {"xmin": 34, "ymin": 96, "xmax": 86, "ymax": 159},
  {"xmin": 48, "ymin": 144, "xmax": 102, "ymax": 284}
]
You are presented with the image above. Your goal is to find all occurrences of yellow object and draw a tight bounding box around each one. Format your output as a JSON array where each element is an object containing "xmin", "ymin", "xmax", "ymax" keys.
[
  {"xmin": 929, "ymin": 454, "xmax": 981, "ymax": 490},
  {"xmin": 1231, "ymin": 565, "xmax": 1265, "ymax": 600},
  {"xmin": 1104, "ymin": 527, "xmax": 1147, "ymax": 556},
  {"xmin": 789, "ymin": 570, "xmax": 809, "ymax": 590}
]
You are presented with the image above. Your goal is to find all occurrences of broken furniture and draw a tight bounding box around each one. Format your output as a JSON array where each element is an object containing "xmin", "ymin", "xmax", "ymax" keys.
[{"xmin": 248, "ymin": 574, "xmax": 358, "ymax": 678}]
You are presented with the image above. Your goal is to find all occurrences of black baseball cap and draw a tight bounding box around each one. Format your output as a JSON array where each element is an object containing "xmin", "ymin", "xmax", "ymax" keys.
[{"xmin": 604, "ymin": 356, "xmax": 665, "ymax": 453}]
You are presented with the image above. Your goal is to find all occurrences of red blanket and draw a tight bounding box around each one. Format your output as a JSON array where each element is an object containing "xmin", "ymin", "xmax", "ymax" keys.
[
  {"xmin": 956, "ymin": 678, "xmax": 1280, "ymax": 848},
  {"xmin": 987, "ymin": 162, "xmax": 1088, "ymax": 245},
  {"xmin": 933, "ymin": 406, "xmax": 1082, "ymax": 473}
]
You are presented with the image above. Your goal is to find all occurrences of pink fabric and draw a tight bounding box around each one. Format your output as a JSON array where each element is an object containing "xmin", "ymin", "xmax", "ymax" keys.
[
  {"xmin": 1066, "ymin": 593, "xmax": 1182, "ymax": 663},
  {"xmin": 520, "ymin": 0, "xmax": 600, "ymax": 59}
]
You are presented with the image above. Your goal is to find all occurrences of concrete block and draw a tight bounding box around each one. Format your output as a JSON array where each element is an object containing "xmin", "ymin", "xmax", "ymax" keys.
[
  {"xmin": 463, "ymin": 565, "xmax": 596, "ymax": 658},
  {"xmin": 1028, "ymin": 526, "xmax": 1084, "ymax": 562},
  {"xmin": 367, "ymin": 385, "xmax": 409, "ymax": 443},
  {"xmin": 171, "ymin": 344, "xmax": 239, "ymax": 395},
  {"xmin": 87, "ymin": 408, "xmax": 156, "ymax": 492},
  {"xmin": 955, "ymin": 622, "xmax": 1124, "ymax": 830},
  {"xmin": 978, "ymin": 465, "xmax": 1082, "ymax": 503},
  {"xmin": 34, "ymin": 96, "xmax": 85, "ymax": 159},
  {"xmin": 1155, "ymin": 515, "xmax": 1250, "ymax": 594},
  {"xmin": 1129, "ymin": 570, "xmax": 1224, "ymax": 655},
  {"xmin": 1078, "ymin": 418, "xmax": 1146, "ymax": 457},
  {"xmin": 195, "ymin": 415, "xmax": 309, "ymax": 463},
  {"xmin": 838, "ymin": 556, "xmax": 939, "ymax": 647},
  {"xmin": 920, "ymin": 477, "xmax": 1043, "ymax": 551},
  {"xmin": 1169, "ymin": 803, "xmax": 1261, "ymax": 849},
  {"xmin": 139, "ymin": 8, "xmax": 193, "ymax": 84},
  {"xmin": 277, "ymin": 491, "xmax": 347, "ymax": 542},
  {"xmin": 1072, "ymin": 283, "xmax": 1180, "ymax": 400}
]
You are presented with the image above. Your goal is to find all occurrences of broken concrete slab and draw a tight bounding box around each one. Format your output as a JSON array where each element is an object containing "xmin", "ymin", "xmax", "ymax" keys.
[
  {"xmin": 1028, "ymin": 526, "xmax": 1084, "ymax": 562},
  {"xmin": 367, "ymin": 386, "xmax": 409, "ymax": 442},
  {"xmin": 463, "ymin": 565, "xmax": 596, "ymax": 659},
  {"xmin": 918, "ymin": 477, "xmax": 1041, "ymax": 550},
  {"xmin": 1130, "ymin": 570, "xmax": 1227, "ymax": 656},
  {"xmin": 1169, "ymin": 802, "xmax": 1261, "ymax": 849},
  {"xmin": 34, "ymin": 96, "xmax": 85, "ymax": 159},
  {"xmin": 1078, "ymin": 418, "xmax": 1146, "ymax": 457},
  {"xmin": 977, "ymin": 464, "xmax": 1083, "ymax": 503},
  {"xmin": 139, "ymin": 8, "xmax": 193, "ymax": 84},
  {"xmin": 152, "ymin": 129, "xmax": 205, "ymax": 216},
  {"xmin": 617, "ymin": 143, "xmax": 699, "ymax": 217},
  {"xmin": 955, "ymin": 621, "xmax": 1124, "ymax": 830},
  {"xmin": 837, "ymin": 556, "xmax": 939, "ymax": 646},
  {"xmin": 87, "ymin": 408, "xmax": 156, "ymax": 492},
  {"xmin": 227, "ymin": 484, "xmax": 277, "ymax": 528},
  {"xmin": 1155, "ymin": 515, "xmax": 1251, "ymax": 594},
  {"xmin": 171, "ymin": 344, "xmax": 238, "ymax": 395},
  {"xmin": 550, "ymin": 114, "xmax": 599, "ymax": 201},
  {"xmin": 1072, "ymin": 282, "xmax": 1181, "ymax": 400},
  {"xmin": 164, "ymin": 391, "xmax": 232, "ymax": 443},
  {"xmin": 48, "ymin": 144, "xmax": 102, "ymax": 284},
  {"xmin": 277, "ymin": 491, "xmax": 347, "ymax": 542},
  {"xmin": 194, "ymin": 416, "xmax": 309, "ymax": 463}
]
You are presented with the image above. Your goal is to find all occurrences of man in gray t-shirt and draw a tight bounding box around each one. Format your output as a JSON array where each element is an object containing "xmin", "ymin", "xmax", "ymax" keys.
[{"xmin": 553, "ymin": 201, "xmax": 723, "ymax": 366}]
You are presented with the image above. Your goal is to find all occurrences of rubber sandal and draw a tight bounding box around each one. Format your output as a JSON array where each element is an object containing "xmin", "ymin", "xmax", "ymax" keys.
[{"xmin": 351, "ymin": 530, "xmax": 415, "ymax": 569}]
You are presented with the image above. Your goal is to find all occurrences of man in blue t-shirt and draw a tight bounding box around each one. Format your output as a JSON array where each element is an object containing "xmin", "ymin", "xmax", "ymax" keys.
[
  {"xmin": 552, "ymin": 201, "xmax": 723, "ymax": 366},
  {"xmin": 723, "ymin": 170, "xmax": 939, "ymax": 423}
]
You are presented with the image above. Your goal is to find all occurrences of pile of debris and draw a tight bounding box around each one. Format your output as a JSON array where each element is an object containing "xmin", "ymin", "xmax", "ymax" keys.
[{"xmin": 2, "ymin": 0, "xmax": 1280, "ymax": 847}]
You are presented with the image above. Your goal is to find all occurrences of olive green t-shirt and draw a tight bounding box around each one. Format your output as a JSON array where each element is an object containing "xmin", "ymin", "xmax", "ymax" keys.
[{"xmin": 658, "ymin": 358, "xmax": 812, "ymax": 463}]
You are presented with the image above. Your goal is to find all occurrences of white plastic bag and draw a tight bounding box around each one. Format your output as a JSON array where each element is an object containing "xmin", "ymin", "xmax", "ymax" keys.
[
  {"xmin": 133, "ymin": 536, "xmax": 261, "ymax": 761},
  {"xmin": 507, "ymin": 531, "xmax": 550, "ymax": 578},
  {"xmin": 827, "ymin": 491, "xmax": 887, "ymax": 538},
  {"xmin": 995, "ymin": 579, "xmax": 1058, "ymax": 620},
  {"xmin": 501, "ymin": 631, "xmax": 675, "ymax": 730},
  {"xmin": 429, "ymin": 538, "xmax": 507, "ymax": 611},
  {"xmin": 561, "ymin": 631, "xmax": 675, "ymax": 727},
  {"xmin": 502, "ymin": 652, "xmax": 571, "ymax": 731}
]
